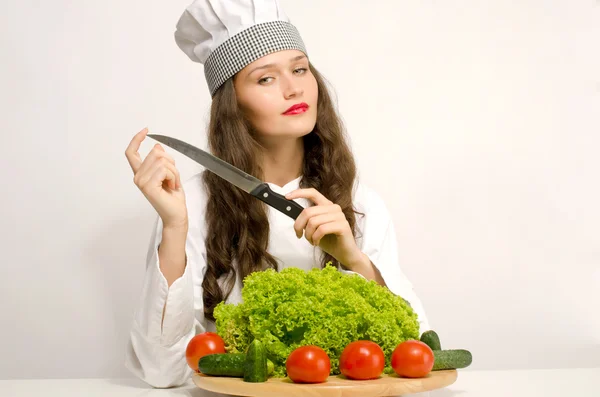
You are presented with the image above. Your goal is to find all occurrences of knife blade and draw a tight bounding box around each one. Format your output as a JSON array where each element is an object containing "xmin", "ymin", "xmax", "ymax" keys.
[{"xmin": 147, "ymin": 134, "xmax": 304, "ymax": 220}]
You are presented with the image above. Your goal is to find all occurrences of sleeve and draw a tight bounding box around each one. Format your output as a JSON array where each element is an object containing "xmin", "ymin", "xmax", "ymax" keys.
[
  {"xmin": 124, "ymin": 214, "xmax": 208, "ymax": 388},
  {"xmin": 356, "ymin": 186, "xmax": 432, "ymax": 333}
]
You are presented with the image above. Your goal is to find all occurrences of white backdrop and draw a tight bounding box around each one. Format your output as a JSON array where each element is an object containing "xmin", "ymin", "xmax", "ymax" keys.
[{"xmin": 1, "ymin": 0, "xmax": 599, "ymax": 380}]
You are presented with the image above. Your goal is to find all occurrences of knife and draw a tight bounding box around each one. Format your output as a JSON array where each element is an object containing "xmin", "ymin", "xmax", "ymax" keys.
[{"xmin": 147, "ymin": 134, "xmax": 304, "ymax": 220}]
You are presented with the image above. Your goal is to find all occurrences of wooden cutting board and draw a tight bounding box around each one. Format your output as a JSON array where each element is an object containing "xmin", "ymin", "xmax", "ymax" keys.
[{"xmin": 192, "ymin": 370, "xmax": 458, "ymax": 397}]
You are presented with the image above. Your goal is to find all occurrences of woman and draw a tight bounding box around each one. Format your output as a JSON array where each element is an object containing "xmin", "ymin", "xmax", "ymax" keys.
[{"xmin": 124, "ymin": 0, "xmax": 430, "ymax": 388}]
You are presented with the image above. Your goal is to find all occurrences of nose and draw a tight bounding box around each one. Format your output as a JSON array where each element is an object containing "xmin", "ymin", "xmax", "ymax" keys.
[{"xmin": 282, "ymin": 75, "xmax": 303, "ymax": 99}]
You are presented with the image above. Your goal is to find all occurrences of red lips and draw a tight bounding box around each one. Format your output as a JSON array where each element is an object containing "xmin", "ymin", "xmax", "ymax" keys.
[{"xmin": 283, "ymin": 102, "xmax": 309, "ymax": 115}]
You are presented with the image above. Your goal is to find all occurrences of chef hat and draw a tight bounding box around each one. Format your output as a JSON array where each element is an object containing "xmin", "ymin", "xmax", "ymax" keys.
[{"xmin": 174, "ymin": 0, "xmax": 308, "ymax": 96}]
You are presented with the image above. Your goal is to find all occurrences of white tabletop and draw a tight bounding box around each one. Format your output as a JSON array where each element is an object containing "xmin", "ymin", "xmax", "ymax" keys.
[{"xmin": 1, "ymin": 368, "xmax": 599, "ymax": 397}]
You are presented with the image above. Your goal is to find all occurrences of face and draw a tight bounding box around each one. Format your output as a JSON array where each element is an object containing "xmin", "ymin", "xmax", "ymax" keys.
[{"xmin": 233, "ymin": 50, "xmax": 318, "ymax": 141}]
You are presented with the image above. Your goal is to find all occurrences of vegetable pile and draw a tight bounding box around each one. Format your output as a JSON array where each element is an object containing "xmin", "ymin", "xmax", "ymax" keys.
[
  {"xmin": 213, "ymin": 265, "xmax": 421, "ymax": 377},
  {"xmin": 186, "ymin": 271, "xmax": 473, "ymax": 384}
]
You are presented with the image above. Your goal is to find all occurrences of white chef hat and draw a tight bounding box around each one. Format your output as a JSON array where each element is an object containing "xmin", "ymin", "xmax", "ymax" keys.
[{"xmin": 174, "ymin": 0, "xmax": 308, "ymax": 97}]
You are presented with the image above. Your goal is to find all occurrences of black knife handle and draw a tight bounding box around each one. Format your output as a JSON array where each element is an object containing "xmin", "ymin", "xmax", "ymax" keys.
[{"xmin": 250, "ymin": 183, "xmax": 304, "ymax": 220}]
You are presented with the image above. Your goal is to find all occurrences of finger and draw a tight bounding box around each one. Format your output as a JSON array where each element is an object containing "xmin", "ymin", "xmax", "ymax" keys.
[
  {"xmin": 293, "ymin": 205, "xmax": 333, "ymax": 238},
  {"xmin": 125, "ymin": 127, "xmax": 149, "ymax": 173},
  {"xmin": 160, "ymin": 159, "xmax": 181, "ymax": 190},
  {"xmin": 168, "ymin": 159, "xmax": 182, "ymax": 189},
  {"xmin": 293, "ymin": 204, "xmax": 343, "ymax": 238},
  {"xmin": 312, "ymin": 221, "xmax": 345, "ymax": 246},
  {"xmin": 305, "ymin": 213, "xmax": 338, "ymax": 245},
  {"xmin": 135, "ymin": 144, "xmax": 175, "ymax": 180},
  {"xmin": 147, "ymin": 165, "xmax": 177, "ymax": 192},
  {"xmin": 137, "ymin": 157, "xmax": 179, "ymax": 190},
  {"xmin": 285, "ymin": 188, "xmax": 332, "ymax": 206},
  {"xmin": 148, "ymin": 155, "xmax": 180, "ymax": 189}
]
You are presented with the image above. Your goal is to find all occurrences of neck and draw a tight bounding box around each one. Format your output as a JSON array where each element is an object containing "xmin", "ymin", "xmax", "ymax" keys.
[{"xmin": 259, "ymin": 137, "xmax": 304, "ymax": 188}]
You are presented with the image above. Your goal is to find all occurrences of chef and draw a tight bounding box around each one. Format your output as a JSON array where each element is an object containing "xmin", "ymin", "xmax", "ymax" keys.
[{"xmin": 124, "ymin": 0, "xmax": 431, "ymax": 388}]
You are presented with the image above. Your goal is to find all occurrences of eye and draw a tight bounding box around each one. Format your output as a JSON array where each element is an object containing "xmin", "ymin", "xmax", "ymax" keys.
[
  {"xmin": 258, "ymin": 76, "xmax": 274, "ymax": 85},
  {"xmin": 293, "ymin": 68, "xmax": 307, "ymax": 75}
]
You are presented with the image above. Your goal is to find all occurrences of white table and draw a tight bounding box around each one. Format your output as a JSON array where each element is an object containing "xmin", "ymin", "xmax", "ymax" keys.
[{"xmin": 2, "ymin": 368, "xmax": 598, "ymax": 397}]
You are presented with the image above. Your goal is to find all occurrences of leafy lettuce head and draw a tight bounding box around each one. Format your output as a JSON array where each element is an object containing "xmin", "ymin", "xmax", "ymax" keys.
[{"xmin": 214, "ymin": 264, "xmax": 420, "ymax": 377}]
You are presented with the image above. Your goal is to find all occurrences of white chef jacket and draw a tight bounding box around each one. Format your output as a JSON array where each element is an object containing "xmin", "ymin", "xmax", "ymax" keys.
[{"xmin": 125, "ymin": 173, "xmax": 430, "ymax": 388}]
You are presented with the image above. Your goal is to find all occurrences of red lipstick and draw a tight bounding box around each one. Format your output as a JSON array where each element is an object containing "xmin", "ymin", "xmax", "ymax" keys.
[{"xmin": 282, "ymin": 102, "xmax": 309, "ymax": 115}]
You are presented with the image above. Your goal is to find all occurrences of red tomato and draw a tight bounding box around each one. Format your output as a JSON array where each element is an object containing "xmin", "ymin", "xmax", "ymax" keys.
[
  {"xmin": 339, "ymin": 340, "xmax": 385, "ymax": 380},
  {"xmin": 185, "ymin": 332, "xmax": 226, "ymax": 372},
  {"xmin": 286, "ymin": 345, "xmax": 331, "ymax": 383},
  {"xmin": 391, "ymin": 340, "xmax": 434, "ymax": 378}
]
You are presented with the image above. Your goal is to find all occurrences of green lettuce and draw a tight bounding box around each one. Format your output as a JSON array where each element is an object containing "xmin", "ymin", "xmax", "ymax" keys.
[{"xmin": 214, "ymin": 264, "xmax": 420, "ymax": 377}]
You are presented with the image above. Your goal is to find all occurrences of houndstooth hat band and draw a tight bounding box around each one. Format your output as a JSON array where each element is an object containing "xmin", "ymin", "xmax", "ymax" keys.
[{"xmin": 204, "ymin": 21, "xmax": 307, "ymax": 96}]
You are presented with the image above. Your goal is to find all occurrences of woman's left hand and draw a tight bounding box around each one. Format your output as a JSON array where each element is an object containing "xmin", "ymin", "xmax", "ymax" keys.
[{"xmin": 285, "ymin": 188, "xmax": 364, "ymax": 269}]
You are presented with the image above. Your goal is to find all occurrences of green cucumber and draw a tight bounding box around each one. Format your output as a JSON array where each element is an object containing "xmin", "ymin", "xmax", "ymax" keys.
[
  {"xmin": 199, "ymin": 353, "xmax": 246, "ymax": 377},
  {"xmin": 199, "ymin": 353, "xmax": 274, "ymax": 378},
  {"xmin": 244, "ymin": 339, "xmax": 268, "ymax": 383},
  {"xmin": 420, "ymin": 330, "xmax": 442, "ymax": 351},
  {"xmin": 432, "ymin": 349, "xmax": 472, "ymax": 371}
]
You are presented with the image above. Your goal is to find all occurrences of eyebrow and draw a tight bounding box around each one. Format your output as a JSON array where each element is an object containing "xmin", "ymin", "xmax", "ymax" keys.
[{"xmin": 247, "ymin": 55, "xmax": 307, "ymax": 76}]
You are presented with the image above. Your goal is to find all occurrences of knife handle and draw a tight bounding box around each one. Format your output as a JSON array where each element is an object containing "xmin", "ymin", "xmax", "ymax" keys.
[{"xmin": 250, "ymin": 183, "xmax": 304, "ymax": 220}]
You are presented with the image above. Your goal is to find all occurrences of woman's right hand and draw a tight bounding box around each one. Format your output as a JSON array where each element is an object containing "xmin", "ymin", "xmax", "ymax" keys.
[{"xmin": 125, "ymin": 128, "xmax": 188, "ymax": 229}]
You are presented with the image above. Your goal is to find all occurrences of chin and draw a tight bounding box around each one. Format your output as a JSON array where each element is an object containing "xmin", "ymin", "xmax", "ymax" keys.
[
  {"xmin": 286, "ymin": 112, "xmax": 318, "ymax": 137},
  {"xmin": 288, "ymin": 120, "xmax": 316, "ymax": 137},
  {"xmin": 261, "ymin": 127, "xmax": 313, "ymax": 139},
  {"xmin": 261, "ymin": 118, "xmax": 316, "ymax": 138}
]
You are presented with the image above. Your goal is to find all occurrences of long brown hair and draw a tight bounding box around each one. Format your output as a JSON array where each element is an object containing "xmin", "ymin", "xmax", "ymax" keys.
[{"xmin": 201, "ymin": 64, "xmax": 360, "ymax": 322}]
